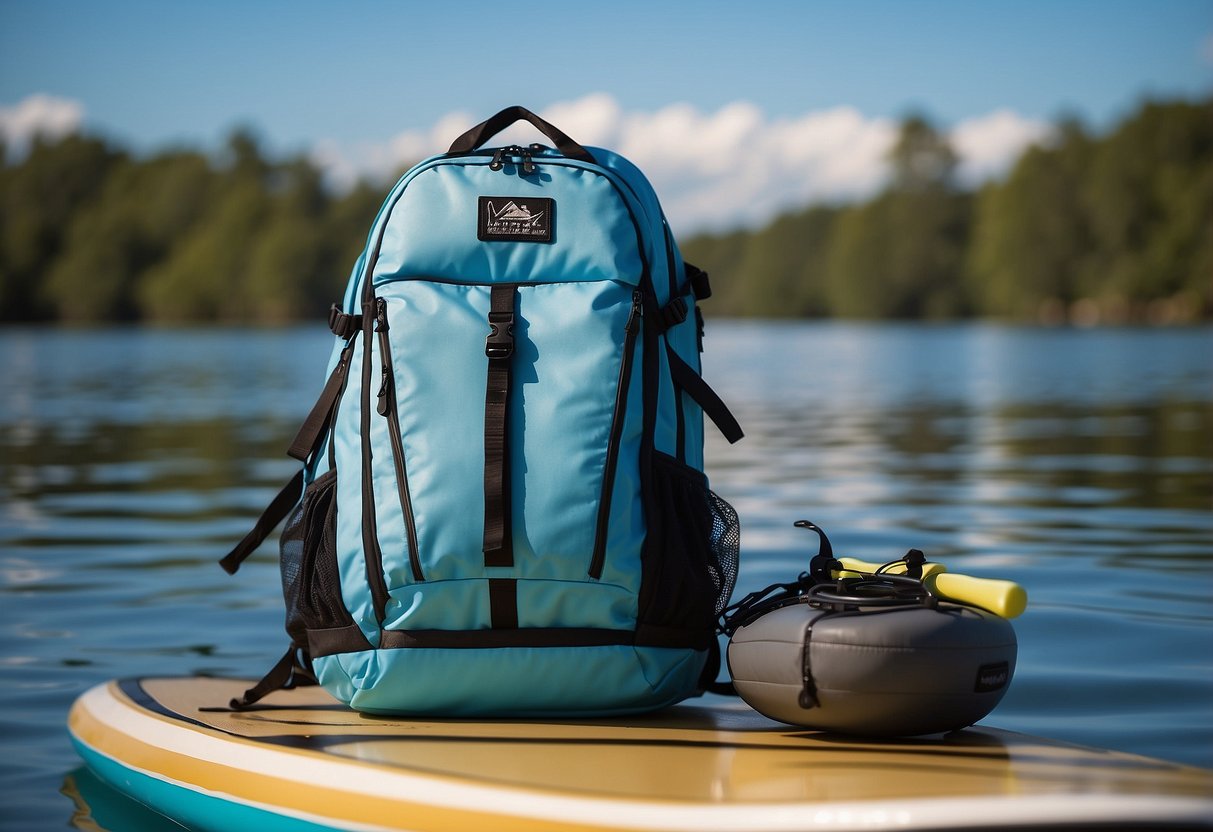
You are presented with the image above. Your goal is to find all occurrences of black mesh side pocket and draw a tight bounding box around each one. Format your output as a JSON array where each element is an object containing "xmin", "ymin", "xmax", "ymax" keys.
[
  {"xmin": 705, "ymin": 488, "xmax": 740, "ymax": 615},
  {"xmin": 638, "ymin": 452, "xmax": 740, "ymax": 645},
  {"xmin": 279, "ymin": 469, "xmax": 352, "ymax": 644}
]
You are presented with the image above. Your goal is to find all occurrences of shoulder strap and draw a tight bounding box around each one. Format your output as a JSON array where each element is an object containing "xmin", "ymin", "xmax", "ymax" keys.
[
  {"xmin": 218, "ymin": 469, "xmax": 305, "ymax": 575},
  {"xmin": 219, "ymin": 340, "xmax": 355, "ymax": 575},
  {"xmin": 287, "ymin": 341, "xmax": 354, "ymax": 461},
  {"xmin": 666, "ymin": 346, "xmax": 744, "ymax": 444}
]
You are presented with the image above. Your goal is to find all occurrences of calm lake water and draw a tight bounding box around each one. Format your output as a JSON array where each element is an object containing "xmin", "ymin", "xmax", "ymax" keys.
[{"xmin": 1, "ymin": 322, "xmax": 1211, "ymax": 830}]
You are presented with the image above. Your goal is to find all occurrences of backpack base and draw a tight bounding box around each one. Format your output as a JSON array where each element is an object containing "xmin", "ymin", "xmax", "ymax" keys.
[{"xmin": 315, "ymin": 643, "xmax": 709, "ymax": 717}]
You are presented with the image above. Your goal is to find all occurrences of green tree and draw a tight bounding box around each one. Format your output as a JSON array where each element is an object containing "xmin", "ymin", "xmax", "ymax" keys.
[
  {"xmin": 966, "ymin": 120, "xmax": 1093, "ymax": 320},
  {"xmin": 889, "ymin": 114, "xmax": 959, "ymax": 193},
  {"xmin": 1080, "ymin": 100, "xmax": 1213, "ymax": 317},
  {"xmin": 826, "ymin": 115, "xmax": 971, "ymax": 318},
  {"xmin": 42, "ymin": 151, "xmax": 218, "ymax": 321},
  {"xmin": 139, "ymin": 178, "xmax": 270, "ymax": 321},
  {"xmin": 0, "ymin": 135, "xmax": 124, "ymax": 319}
]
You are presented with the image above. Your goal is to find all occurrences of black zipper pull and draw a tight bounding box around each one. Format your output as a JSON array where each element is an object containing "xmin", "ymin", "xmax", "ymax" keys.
[
  {"xmin": 626, "ymin": 290, "xmax": 643, "ymax": 335},
  {"xmin": 375, "ymin": 297, "xmax": 389, "ymax": 332},
  {"xmin": 375, "ymin": 299, "xmax": 392, "ymax": 416},
  {"xmin": 489, "ymin": 145, "xmax": 538, "ymax": 174}
]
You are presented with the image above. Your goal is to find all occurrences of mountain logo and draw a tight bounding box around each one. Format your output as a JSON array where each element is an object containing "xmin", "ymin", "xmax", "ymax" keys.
[
  {"xmin": 478, "ymin": 196, "xmax": 554, "ymax": 243},
  {"xmin": 489, "ymin": 200, "xmax": 544, "ymax": 225}
]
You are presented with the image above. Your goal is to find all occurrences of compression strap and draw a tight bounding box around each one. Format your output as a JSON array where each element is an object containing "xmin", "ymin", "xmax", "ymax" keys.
[{"xmin": 482, "ymin": 284, "xmax": 517, "ymax": 566}]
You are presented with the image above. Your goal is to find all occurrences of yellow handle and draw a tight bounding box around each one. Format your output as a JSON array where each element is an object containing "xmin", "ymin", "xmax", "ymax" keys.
[{"xmin": 834, "ymin": 557, "xmax": 1027, "ymax": 619}]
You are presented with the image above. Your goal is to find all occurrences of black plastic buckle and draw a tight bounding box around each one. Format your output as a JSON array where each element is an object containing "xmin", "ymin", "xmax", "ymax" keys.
[
  {"xmin": 687, "ymin": 263, "xmax": 712, "ymax": 300},
  {"xmin": 485, "ymin": 311, "xmax": 514, "ymax": 358},
  {"xmin": 328, "ymin": 304, "xmax": 362, "ymax": 339},
  {"xmin": 659, "ymin": 296, "xmax": 689, "ymax": 331}
]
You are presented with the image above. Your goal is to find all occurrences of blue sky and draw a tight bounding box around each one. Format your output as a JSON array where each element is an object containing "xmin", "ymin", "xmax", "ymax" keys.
[{"xmin": 2, "ymin": 0, "xmax": 1210, "ymax": 231}]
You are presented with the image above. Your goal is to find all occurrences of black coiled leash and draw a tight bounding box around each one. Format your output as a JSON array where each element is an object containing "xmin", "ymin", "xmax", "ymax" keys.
[{"xmin": 718, "ymin": 520, "xmax": 938, "ymax": 636}]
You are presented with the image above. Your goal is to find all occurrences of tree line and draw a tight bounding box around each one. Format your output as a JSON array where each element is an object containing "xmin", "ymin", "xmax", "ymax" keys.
[
  {"xmin": 1, "ymin": 97, "xmax": 1209, "ymax": 324},
  {"xmin": 0, "ymin": 131, "xmax": 383, "ymax": 323},
  {"xmin": 685, "ymin": 98, "xmax": 1211, "ymax": 323}
]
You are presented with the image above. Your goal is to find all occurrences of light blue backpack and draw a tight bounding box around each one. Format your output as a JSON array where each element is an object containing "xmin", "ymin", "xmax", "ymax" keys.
[{"xmin": 223, "ymin": 107, "xmax": 743, "ymax": 716}]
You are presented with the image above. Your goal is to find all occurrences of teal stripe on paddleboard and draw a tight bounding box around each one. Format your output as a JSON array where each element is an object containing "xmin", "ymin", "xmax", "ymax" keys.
[{"xmin": 71, "ymin": 736, "xmax": 354, "ymax": 832}]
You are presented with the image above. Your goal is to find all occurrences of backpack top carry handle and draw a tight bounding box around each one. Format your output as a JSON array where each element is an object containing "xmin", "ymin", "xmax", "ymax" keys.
[{"xmin": 447, "ymin": 105, "xmax": 597, "ymax": 164}]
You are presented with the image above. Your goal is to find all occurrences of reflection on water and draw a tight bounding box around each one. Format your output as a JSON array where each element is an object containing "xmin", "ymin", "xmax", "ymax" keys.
[{"xmin": 1, "ymin": 323, "xmax": 1210, "ymax": 830}]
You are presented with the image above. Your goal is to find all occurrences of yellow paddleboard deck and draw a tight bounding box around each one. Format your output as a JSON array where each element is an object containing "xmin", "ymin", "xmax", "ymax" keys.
[{"xmin": 69, "ymin": 677, "xmax": 1213, "ymax": 832}]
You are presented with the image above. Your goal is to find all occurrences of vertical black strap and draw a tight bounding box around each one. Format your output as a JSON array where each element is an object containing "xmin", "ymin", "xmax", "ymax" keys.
[
  {"xmin": 483, "ymin": 285, "xmax": 517, "ymax": 566},
  {"xmin": 488, "ymin": 578, "xmax": 518, "ymax": 629},
  {"xmin": 675, "ymin": 382, "xmax": 687, "ymax": 462}
]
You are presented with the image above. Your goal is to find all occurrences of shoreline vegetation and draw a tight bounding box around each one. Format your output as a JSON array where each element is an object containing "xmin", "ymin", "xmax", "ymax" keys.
[{"xmin": 2, "ymin": 97, "xmax": 1209, "ymax": 325}]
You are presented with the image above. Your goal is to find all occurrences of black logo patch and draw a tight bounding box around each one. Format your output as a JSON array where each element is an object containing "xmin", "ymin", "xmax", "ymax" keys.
[
  {"xmin": 975, "ymin": 661, "xmax": 1010, "ymax": 693},
  {"xmin": 478, "ymin": 196, "xmax": 554, "ymax": 243}
]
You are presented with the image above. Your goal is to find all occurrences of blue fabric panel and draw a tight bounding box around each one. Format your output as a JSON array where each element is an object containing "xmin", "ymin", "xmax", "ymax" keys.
[
  {"xmin": 372, "ymin": 162, "xmax": 643, "ymax": 289},
  {"xmin": 376, "ymin": 281, "xmax": 486, "ymax": 586},
  {"xmin": 585, "ymin": 146, "xmax": 677, "ymax": 305},
  {"xmin": 512, "ymin": 579, "xmax": 636, "ymax": 630},
  {"xmin": 384, "ymin": 580, "xmax": 489, "ymax": 631},
  {"xmin": 508, "ymin": 281, "xmax": 637, "ymax": 579},
  {"xmin": 378, "ymin": 579, "xmax": 636, "ymax": 632},
  {"xmin": 314, "ymin": 644, "xmax": 706, "ymax": 717}
]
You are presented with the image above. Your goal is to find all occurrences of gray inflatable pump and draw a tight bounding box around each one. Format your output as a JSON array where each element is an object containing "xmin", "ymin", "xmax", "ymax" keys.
[{"xmin": 728, "ymin": 598, "xmax": 1017, "ymax": 736}]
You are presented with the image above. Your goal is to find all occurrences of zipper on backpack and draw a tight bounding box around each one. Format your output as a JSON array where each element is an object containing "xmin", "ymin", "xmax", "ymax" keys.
[
  {"xmin": 489, "ymin": 145, "xmax": 536, "ymax": 175},
  {"xmin": 375, "ymin": 298, "xmax": 424, "ymax": 583},
  {"xmin": 589, "ymin": 290, "xmax": 643, "ymax": 580}
]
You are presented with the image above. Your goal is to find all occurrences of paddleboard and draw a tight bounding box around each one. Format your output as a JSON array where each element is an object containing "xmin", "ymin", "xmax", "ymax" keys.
[{"xmin": 69, "ymin": 676, "xmax": 1213, "ymax": 832}]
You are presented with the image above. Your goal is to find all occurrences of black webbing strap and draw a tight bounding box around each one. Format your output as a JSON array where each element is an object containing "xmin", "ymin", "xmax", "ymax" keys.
[
  {"xmin": 222, "ymin": 342, "xmax": 353, "ymax": 575},
  {"xmin": 698, "ymin": 638, "xmax": 738, "ymax": 696},
  {"xmin": 656, "ymin": 264, "xmax": 710, "ymax": 334},
  {"xmin": 658, "ymin": 296, "xmax": 689, "ymax": 332},
  {"xmin": 448, "ymin": 105, "xmax": 596, "ymax": 164},
  {"xmin": 287, "ymin": 343, "xmax": 354, "ymax": 462},
  {"xmin": 488, "ymin": 578, "xmax": 518, "ymax": 629},
  {"xmin": 226, "ymin": 644, "xmax": 316, "ymax": 710},
  {"xmin": 218, "ymin": 468, "xmax": 304, "ymax": 575},
  {"xmin": 328, "ymin": 304, "xmax": 362, "ymax": 339},
  {"xmin": 666, "ymin": 346, "xmax": 744, "ymax": 444},
  {"xmin": 482, "ymin": 285, "xmax": 516, "ymax": 566},
  {"xmin": 685, "ymin": 262, "xmax": 712, "ymax": 300}
]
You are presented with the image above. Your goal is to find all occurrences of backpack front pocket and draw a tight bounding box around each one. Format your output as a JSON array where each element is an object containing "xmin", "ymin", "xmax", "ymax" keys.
[{"xmin": 371, "ymin": 278, "xmax": 643, "ymax": 603}]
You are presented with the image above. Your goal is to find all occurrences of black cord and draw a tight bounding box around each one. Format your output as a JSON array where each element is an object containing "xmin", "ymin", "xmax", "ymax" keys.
[
  {"xmin": 718, "ymin": 522, "xmax": 938, "ymax": 635},
  {"xmin": 808, "ymin": 573, "xmax": 936, "ymax": 611}
]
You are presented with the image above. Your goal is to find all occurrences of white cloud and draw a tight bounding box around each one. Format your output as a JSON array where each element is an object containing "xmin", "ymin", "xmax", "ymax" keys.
[
  {"xmin": 1203, "ymin": 31, "xmax": 1213, "ymax": 65},
  {"xmin": 0, "ymin": 94, "xmax": 85, "ymax": 158},
  {"xmin": 312, "ymin": 94, "xmax": 1051, "ymax": 234},
  {"xmin": 951, "ymin": 109, "xmax": 1054, "ymax": 186}
]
